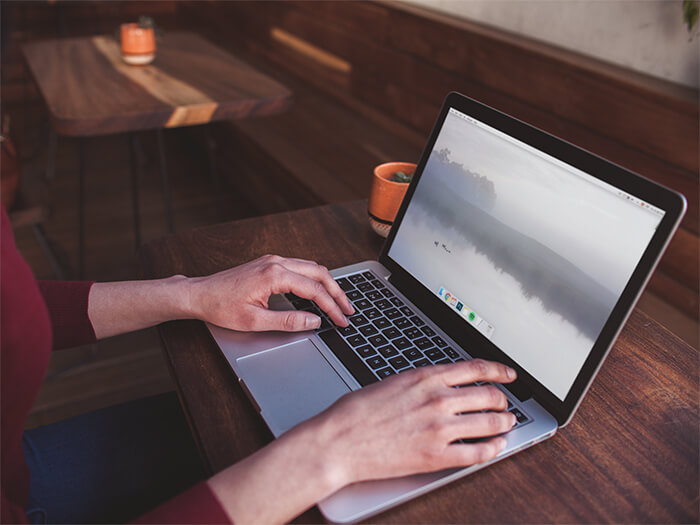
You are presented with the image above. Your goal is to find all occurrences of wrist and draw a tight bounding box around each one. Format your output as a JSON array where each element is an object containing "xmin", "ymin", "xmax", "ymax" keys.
[{"xmin": 167, "ymin": 274, "xmax": 198, "ymax": 320}]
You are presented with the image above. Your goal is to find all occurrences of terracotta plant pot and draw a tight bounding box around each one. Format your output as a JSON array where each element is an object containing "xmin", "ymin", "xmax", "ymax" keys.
[
  {"xmin": 367, "ymin": 162, "xmax": 416, "ymax": 237},
  {"xmin": 120, "ymin": 23, "xmax": 156, "ymax": 65}
]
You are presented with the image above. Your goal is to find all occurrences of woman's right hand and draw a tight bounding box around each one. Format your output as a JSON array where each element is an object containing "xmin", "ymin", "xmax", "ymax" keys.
[
  {"xmin": 299, "ymin": 358, "xmax": 517, "ymax": 488},
  {"xmin": 208, "ymin": 359, "xmax": 517, "ymax": 524}
]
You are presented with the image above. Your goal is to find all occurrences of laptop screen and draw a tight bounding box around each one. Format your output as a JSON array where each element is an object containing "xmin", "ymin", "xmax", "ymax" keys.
[{"xmin": 387, "ymin": 107, "xmax": 665, "ymax": 401}]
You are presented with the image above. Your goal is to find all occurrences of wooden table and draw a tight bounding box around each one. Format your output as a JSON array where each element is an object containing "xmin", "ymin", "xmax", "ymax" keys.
[
  {"xmin": 23, "ymin": 32, "xmax": 292, "ymax": 277},
  {"xmin": 140, "ymin": 200, "xmax": 698, "ymax": 524}
]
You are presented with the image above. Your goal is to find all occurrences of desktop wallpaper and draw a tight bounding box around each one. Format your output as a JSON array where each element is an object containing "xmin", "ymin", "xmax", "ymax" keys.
[{"xmin": 389, "ymin": 111, "xmax": 661, "ymax": 399}]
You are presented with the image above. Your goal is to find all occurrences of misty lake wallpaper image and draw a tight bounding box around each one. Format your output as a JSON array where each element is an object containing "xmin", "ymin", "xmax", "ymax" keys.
[{"xmin": 390, "ymin": 112, "xmax": 660, "ymax": 399}]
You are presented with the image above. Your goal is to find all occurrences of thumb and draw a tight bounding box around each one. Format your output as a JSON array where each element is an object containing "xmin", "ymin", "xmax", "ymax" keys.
[{"xmin": 250, "ymin": 308, "xmax": 322, "ymax": 332}]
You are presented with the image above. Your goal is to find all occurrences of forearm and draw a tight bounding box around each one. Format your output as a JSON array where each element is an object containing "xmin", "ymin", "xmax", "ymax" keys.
[
  {"xmin": 88, "ymin": 276, "xmax": 193, "ymax": 339},
  {"xmin": 207, "ymin": 418, "xmax": 345, "ymax": 524}
]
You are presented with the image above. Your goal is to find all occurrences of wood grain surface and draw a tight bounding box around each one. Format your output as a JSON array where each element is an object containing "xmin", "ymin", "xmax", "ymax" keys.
[
  {"xmin": 140, "ymin": 200, "xmax": 698, "ymax": 524},
  {"xmin": 22, "ymin": 32, "xmax": 292, "ymax": 136}
]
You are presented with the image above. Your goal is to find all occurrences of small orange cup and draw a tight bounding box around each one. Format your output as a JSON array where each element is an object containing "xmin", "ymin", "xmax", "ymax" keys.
[
  {"xmin": 120, "ymin": 23, "xmax": 156, "ymax": 65},
  {"xmin": 368, "ymin": 162, "xmax": 416, "ymax": 237}
]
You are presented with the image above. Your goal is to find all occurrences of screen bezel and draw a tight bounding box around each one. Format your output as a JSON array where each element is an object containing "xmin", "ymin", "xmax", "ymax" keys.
[{"xmin": 379, "ymin": 92, "xmax": 687, "ymax": 426}]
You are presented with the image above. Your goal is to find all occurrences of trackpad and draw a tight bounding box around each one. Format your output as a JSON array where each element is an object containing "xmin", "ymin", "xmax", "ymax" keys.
[{"xmin": 236, "ymin": 339, "xmax": 352, "ymax": 437}]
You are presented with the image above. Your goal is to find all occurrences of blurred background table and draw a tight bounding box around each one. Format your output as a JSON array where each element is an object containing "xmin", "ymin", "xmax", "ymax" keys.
[
  {"xmin": 23, "ymin": 31, "xmax": 292, "ymax": 277},
  {"xmin": 140, "ymin": 199, "xmax": 698, "ymax": 524}
]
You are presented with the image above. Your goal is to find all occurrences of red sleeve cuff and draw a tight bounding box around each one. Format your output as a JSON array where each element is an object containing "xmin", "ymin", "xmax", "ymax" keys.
[
  {"xmin": 131, "ymin": 482, "xmax": 231, "ymax": 524},
  {"xmin": 37, "ymin": 281, "xmax": 96, "ymax": 350}
]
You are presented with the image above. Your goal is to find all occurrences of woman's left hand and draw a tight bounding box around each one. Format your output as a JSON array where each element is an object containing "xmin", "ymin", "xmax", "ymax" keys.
[{"xmin": 187, "ymin": 254, "xmax": 354, "ymax": 332}]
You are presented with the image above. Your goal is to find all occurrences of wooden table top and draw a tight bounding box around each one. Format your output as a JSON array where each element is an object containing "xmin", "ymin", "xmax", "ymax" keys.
[
  {"xmin": 140, "ymin": 200, "xmax": 698, "ymax": 524},
  {"xmin": 23, "ymin": 32, "xmax": 292, "ymax": 136}
]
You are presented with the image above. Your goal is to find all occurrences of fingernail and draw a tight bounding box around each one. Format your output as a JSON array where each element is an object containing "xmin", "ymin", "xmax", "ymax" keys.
[
  {"xmin": 510, "ymin": 413, "xmax": 517, "ymax": 427},
  {"xmin": 506, "ymin": 367, "xmax": 516, "ymax": 379},
  {"xmin": 498, "ymin": 437, "xmax": 508, "ymax": 450},
  {"xmin": 306, "ymin": 316, "xmax": 321, "ymax": 330}
]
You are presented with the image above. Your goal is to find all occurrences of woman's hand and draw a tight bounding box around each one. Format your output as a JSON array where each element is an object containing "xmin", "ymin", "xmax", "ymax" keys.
[
  {"xmin": 187, "ymin": 254, "xmax": 354, "ymax": 332},
  {"xmin": 208, "ymin": 359, "xmax": 517, "ymax": 524},
  {"xmin": 305, "ymin": 358, "xmax": 517, "ymax": 486}
]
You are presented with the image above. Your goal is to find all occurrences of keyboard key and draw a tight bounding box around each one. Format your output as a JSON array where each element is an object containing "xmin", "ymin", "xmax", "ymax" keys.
[
  {"xmin": 421, "ymin": 326, "xmax": 436, "ymax": 337},
  {"xmin": 364, "ymin": 308, "xmax": 382, "ymax": 320},
  {"xmin": 356, "ymin": 344, "xmax": 376, "ymax": 358},
  {"xmin": 384, "ymin": 308, "xmax": 401, "ymax": 320},
  {"xmin": 404, "ymin": 327, "xmax": 422, "ymax": 339},
  {"xmin": 349, "ymin": 314, "xmax": 369, "ymax": 326},
  {"xmin": 435, "ymin": 358, "xmax": 452, "ymax": 365},
  {"xmin": 432, "ymin": 336, "xmax": 447, "ymax": 348},
  {"xmin": 425, "ymin": 348, "xmax": 446, "ymax": 362},
  {"xmin": 338, "ymin": 325, "xmax": 357, "ymax": 337},
  {"xmin": 393, "ymin": 337, "xmax": 412, "ymax": 350},
  {"xmin": 399, "ymin": 306, "xmax": 414, "ymax": 317},
  {"xmin": 414, "ymin": 358, "xmax": 431, "ymax": 367},
  {"xmin": 390, "ymin": 297, "xmax": 404, "ymax": 307},
  {"xmin": 347, "ymin": 290, "xmax": 363, "ymax": 301},
  {"xmin": 509, "ymin": 407, "xmax": 529, "ymax": 424},
  {"xmin": 335, "ymin": 278, "xmax": 354, "ymax": 291},
  {"xmin": 375, "ymin": 367, "xmax": 395, "ymax": 379},
  {"xmin": 366, "ymin": 355, "xmax": 387, "ymax": 370},
  {"xmin": 355, "ymin": 299, "xmax": 372, "ymax": 310},
  {"xmin": 375, "ymin": 299, "xmax": 393, "ymax": 310},
  {"xmin": 366, "ymin": 290, "xmax": 383, "ymax": 302},
  {"xmin": 319, "ymin": 318, "xmax": 332, "ymax": 330},
  {"xmin": 392, "ymin": 337, "xmax": 411, "ymax": 350},
  {"xmin": 415, "ymin": 337, "xmax": 434, "ymax": 350},
  {"xmin": 371, "ymin": 279, "xmax": 385, "ymax": 289},
  {"xmin": 373, "ymin": 317, "xmax": 391, "ymax": 329},
  {"xmin": 349, "ymin": 274, "xmax": 366, "ymax": 284},
  {"xmin": 362, "ymin": 271, "xmax": 375, "ymax": 280},
  {"xmin": 357, "ymin": 282, "xmax": 374, "ymax": 293},
  {"xmin": 381, "ymin": 289, "xmax": 395, "ymax": 298},
  {"xmin": 393, "ymin": 317, "xmax": 411, "ymax": 329},
  {"xmin": 410, "ymin": 315, "xmax": 425, "ymax": 326},
  {"xmin": 444, "ymin": 347, "xmax": 459, "ymax": 359},
  {"xmin": 403, "ymin": 348, "xmax": 424, "ymax": 361},
  {"xmin": 381, "ymin": 327, "xmax": 402, "ymax": 339},
  {"xmin": 359, "ymin": 324, "xmax": 379, "ymax": 336},
  {"xmin": 347, "ymin": 334, "xmax": 366, "ymax": 347},
  {"xmin": 368, "ymin": 334, "xmax": 388, "ymax": 347},
  {"xmin": 291, "ymin": 298, "xmax": 312, "ymax": 309},
  {"xmin": 378, "ymin": 345, "xmax": 399, "ymax": 358},
  {"xmin": 389, "ymin": 355, "xmax": 411, "ymax": 369}
]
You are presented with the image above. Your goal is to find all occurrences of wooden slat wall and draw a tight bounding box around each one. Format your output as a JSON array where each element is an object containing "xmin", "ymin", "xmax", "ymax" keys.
[{"xmin": 180, "ymin": 0, "xmax": 698, "ymax": 319}]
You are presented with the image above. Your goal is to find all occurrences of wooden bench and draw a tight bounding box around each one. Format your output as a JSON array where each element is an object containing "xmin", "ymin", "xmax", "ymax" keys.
[{"xmin": 183, "ymin": 0, "xmax": 698, "ymax": 326}]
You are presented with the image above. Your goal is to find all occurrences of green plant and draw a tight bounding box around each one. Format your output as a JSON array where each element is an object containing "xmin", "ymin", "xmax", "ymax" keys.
[
  {"xmin": 683, "ymin": 0, "xmax": 699, "ymax": 31},
  {"xmin": 390, "ymin": 171, "xmax": 413, "ymax": 183}
]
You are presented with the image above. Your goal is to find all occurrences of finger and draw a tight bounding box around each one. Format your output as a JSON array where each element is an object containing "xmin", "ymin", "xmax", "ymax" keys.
[
  {"xmin": 440, "ymin": 359, "xmax": 516, "ymax": 387},
  {"xmin": 277, "ymin": 258, "xmax": 354, "ymax": 316},
  {"xmin": 448, "ymin": 411, "xmax": 516, "ymax": 439},
  {"xmin": 450, "ymin": 384, "xmax": 509, "ymax": 413},
  {"xmin": 440, "ymin": 436, "xmax": 507, "ymax": 468},
  {"xmin": 273, "ymin": 270, "xmax": 349, "ymax": 327},
  {"xmin": 247, "ymin": 306, "xmax": 322, "ymax": 332}
]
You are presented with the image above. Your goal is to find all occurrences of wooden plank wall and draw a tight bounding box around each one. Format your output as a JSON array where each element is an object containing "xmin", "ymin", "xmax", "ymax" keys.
[{"xmin": 180, "ymin": 0, "xmax": 699, "ymax": 319}]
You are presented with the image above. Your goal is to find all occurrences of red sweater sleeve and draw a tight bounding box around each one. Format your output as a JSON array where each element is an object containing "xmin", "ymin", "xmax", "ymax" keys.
[
  {"xmin": 37, "ymin": 280, "xmax": 97, "ymax": 350},
  {"xmin": 131, "ymin": 482, "xmax": 230, "ymax": 524}
]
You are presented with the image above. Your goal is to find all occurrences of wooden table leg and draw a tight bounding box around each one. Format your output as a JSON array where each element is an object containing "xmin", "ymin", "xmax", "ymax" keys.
[
  {"xmin": 128, "ymin": 133, "xmax": 142, "ymax": 254},
  {"xmin": 156, "ymin": 129, "xmax": 174, "ymax": 233}
]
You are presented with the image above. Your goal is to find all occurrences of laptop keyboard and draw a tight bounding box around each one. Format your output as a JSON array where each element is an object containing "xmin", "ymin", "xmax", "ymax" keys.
[{"xmin": 285, "ymin": 270, "xmax": 531, "ymax": 430}]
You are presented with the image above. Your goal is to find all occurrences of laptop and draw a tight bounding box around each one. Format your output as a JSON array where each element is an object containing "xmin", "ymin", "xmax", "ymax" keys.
[{"xmin": 207, "ymin": 92, "xmax": 686, "ymax": 523}]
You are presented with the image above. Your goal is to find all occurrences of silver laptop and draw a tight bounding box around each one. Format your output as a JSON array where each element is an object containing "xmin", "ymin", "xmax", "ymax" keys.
[{"xmin": 207, "ymin": 92, "xmax": 686, "ymax": 523}]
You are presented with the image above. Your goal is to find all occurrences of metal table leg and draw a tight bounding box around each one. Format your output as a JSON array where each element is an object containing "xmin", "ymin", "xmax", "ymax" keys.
[
  {"xmin": 156, "ymin": 129, "xmax": 174, "ymax": 232},
  {"xmin": 129, "ymin": 133, "xmax": 142, "ymax": 253}
]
